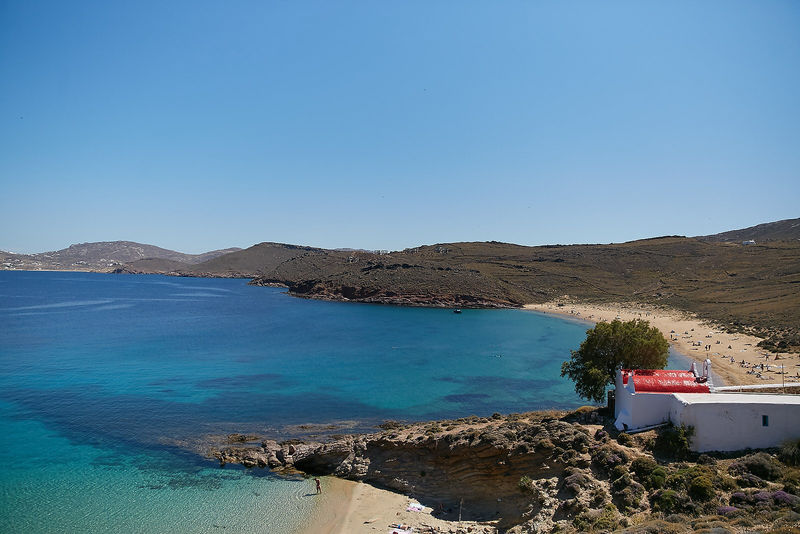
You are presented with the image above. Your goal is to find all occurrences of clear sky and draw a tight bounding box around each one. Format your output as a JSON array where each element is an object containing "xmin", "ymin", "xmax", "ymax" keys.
[{"xmin": 1, "ymin": 1, "xmax": 798, "ymax": 254}]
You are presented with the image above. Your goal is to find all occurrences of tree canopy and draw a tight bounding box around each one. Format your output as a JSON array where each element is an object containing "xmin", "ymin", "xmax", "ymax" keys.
[{"xmin": 560, "ymin": 318, "xmax": 669, "ymax": 403}]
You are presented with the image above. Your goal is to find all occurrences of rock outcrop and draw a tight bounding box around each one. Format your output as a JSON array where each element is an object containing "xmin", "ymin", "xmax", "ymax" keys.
[
  {"xmin": 211, "ymin": 409, "xmax": 800, "ymax": 533},
  {"xmin": 214, "ymin": 412, "xmax": 603, "ymax": 530}
]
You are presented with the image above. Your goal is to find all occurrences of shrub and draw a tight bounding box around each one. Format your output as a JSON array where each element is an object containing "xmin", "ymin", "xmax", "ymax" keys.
[
  {"xmin": 614, "ymin": 481, "xmax": 645, "ymax": 512},
  {"xmin": 666, "ymin": 465, "xmax": 708, "ymax": 490},
  {"xmin": 589, "ymin": 487, "xmax": 607, "ymax": 507},
  {"xmin": 611, "ymin": 464, "xmax": 628, "ymax": 481},
  {"xmin": 591, "ymin": 444, "xmax": 629, "ymax": 473},
  {"xmin": 425, "ymin": 423, "xmax": 443, "ymax": 434},
  {"xmin": 648, "ymin": 466, "xmax": 668, "ymax": 490},
  {"xmin": 556, "ymin": 498, "xmax": 585, "ymax": 517},
  {"xmin": 728, "ymin": 452, "xmax": 782, "ymax": 481},
  {"xmin": 618, "ymin": 432, "xmax": 634, "ymax": 446},
  {"xmin": 572, "ymin": 503, "xmax": 619, "ymax": 532},
  {"xmin": 697, "ymin": 454, "xmax": 716, "ymax": 466},
  {"xmin": 716, "ymin": 506, "xmax": 739, "ymax": 516},
  {"xmin": 730, "ymin": 491, "xmax": 749, "ymax": 505},
  {"xmin": 518, "ymin": 475, "xmax": 536, "ymax": 494},
  {"xmin": 783, "ymin": 470, "xmax": 800, "ymax": 495},
  {"xmin": 771, "ymin": 490, "xmax": 800, "ymax": 508},
  {"xmin": 563, "ymin": 470, "xmax": 593, "ymax": 497},
  {"xmin": 718, "ymin": 475, "xmax": 737, "ymax": 491},
  {"xmin": 653, "ymin": 424, "xmax": 694, "ymax": 459},
  {"xmin": 737, "ymin": 473, "xmax": 766, "ymax": 488},
  {"xmin": 753, "ymin": 490, "xmax": 772, "ymax": 504},
  {"xmin": 631, "ymin": 456, "xmax": 668, "ymax": 489},
  {"xmin": 631, "ymin": 456, "xmax": 658, "ymax": 478},
  {"xmin": 780, "ymin": 439, "xmax": 800, "ymax": 467},
  {"xmin": 689, "ymin": 476, "xmax": 716, "ymax": 502},
  {"xmin": 651, "ymin": 489, "xmax": 681, "ymax": 514}
]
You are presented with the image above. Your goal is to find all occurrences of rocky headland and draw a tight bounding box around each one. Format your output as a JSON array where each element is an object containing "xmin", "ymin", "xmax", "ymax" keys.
[{"xmin": 211, "ymin": 408, "xmax": 800, "ymax": 533}]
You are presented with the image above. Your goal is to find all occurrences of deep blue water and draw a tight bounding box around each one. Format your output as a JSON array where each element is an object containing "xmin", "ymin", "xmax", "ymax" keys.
[{"xmin": 0, "ymin": 271, "xmax": 634, "ymax": 532}]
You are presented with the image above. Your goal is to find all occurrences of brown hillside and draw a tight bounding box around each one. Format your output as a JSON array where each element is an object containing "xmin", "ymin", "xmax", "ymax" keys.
[
  {"xmin": 246, "ymin": 238, "xmax": 800, "ymax": 349},
  {"xmin": 697, "ymin": 217, "xmax": 800, "ymax": 243}
]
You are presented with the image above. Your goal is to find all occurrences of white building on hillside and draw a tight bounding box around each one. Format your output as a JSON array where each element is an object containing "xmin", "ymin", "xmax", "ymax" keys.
[{"xmin": 614, "ymin": 362, "xmax": 800, "ymax": 452}]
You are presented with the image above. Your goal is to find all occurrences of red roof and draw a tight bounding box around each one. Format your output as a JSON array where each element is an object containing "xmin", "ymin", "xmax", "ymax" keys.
[{"xmin": 621, "ymin": 369, "xmax": 710, "ymax": 393}]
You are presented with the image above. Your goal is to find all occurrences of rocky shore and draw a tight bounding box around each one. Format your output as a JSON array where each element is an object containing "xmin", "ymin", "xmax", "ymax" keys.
[
  {"xmin": 210, "ymin": 409, "xmax": 800, "ymax": 533},
  {"xmin": 250, "ymin": 277, "xmax": 518, "ymax": 308}
]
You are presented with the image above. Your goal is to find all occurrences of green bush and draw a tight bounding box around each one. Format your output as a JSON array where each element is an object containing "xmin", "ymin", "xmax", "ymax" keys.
[
  {"xmin": 614, "ymin": 481, "xmax": 646, "ymax": 512},
  {"xmin": 572, "ymin": 504, "xmax": 619, "ymax": 532},
  {"xmin": 728, "ymin": 452, "xmax": 782, "ymax": 481},
  {"xmin": 630, "ymin": 456, "xmax": 668, "ymax": 489},
  {"xmin": 589, "ymin": 487, "xmax": 607, "ymax": 507},
  {"xmin": 688, "ymin": 476, "xmax": 716, "ymax": 502},
  {"xmin": 653, "ymin": 424, "xmax": 694, "ymax": 459},
  {"xmin": 666, "ymin": 465, "xmax": 714, "ymax": 491},
  {"xmin": 651, "ymin": 489, "xmax": 681, "ymax": 514},
  {"xmin": 611, "ymin": 464, "xmax": 629, "ymax": 481},
  {"xmin": 783, "ymin": 470, "xmax": 800, "ymax": 495},
  {"xmin": 780, "ymin": 439, "xmax": 800, "ymax": 467},
  {"xmin": 618, "ymin": 432, "xmax": 635, "ymax": 446},
  {"xmin": 648, "ymin": 466, "xmax": 668, "ymax": 490},
  {"xmin": 631, "ymin": 456, "xmax": 658, "ymax": 478},
  {"xmin": 591, "ymin": 444, "xmax": 629, "ymax": 473}
]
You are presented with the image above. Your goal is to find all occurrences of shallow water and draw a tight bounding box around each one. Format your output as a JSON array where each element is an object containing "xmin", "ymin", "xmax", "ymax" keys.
[{"xmin": 0, "ymin": 271, "xmax": 685, "ymax": 532}]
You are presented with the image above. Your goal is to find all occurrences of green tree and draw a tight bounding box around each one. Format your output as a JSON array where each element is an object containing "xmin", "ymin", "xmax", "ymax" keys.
[{"xmin": 560, "ymin": 319, "xmax": 669, "ymax": 403}]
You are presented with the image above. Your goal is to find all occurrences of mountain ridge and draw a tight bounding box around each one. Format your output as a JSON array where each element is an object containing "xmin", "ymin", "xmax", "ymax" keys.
[{"xmin": 1, "ymin": 241, "xmax": 241, "ymax": 271}]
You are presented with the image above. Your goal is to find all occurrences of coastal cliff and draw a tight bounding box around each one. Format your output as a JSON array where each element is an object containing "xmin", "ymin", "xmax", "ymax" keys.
[{"xmin": 210, "ymin": 409, "xmax": 800, "ymax": 533}]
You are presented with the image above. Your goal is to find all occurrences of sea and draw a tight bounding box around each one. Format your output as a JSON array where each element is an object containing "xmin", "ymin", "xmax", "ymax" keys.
[{"xmin": 0, "ymin": 271, "xmax": 691, "ymax": 533}]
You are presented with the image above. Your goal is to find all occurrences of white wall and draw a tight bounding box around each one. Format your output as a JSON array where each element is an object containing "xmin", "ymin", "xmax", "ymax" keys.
[
  {"xmin": 672, "ymin": 396, "xmax": 800, "ymax": 452},
  {"xmin": 615, "ymin": 372, "xmax": 674, "ymax": 431}
]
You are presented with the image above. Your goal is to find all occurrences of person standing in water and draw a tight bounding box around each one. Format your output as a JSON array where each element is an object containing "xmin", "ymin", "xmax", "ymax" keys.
[{"xmin": 315, "ymin": 478, "xmax": 321, "ymax": 494}]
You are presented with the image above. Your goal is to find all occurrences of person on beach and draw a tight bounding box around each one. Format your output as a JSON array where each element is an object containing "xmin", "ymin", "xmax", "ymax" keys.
[{"xmin": 315, "ymin": 478, "xmax": 321, "ymax": 494}]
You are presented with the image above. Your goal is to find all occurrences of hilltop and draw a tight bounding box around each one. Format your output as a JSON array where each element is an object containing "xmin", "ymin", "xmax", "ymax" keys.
[
  {"xmin": 1, "ymin": 241, "xmax": 240, "ymax": 272},
  {"xmin": 697, "ymin": 218, "xmax": 800, "ymax": 243}
]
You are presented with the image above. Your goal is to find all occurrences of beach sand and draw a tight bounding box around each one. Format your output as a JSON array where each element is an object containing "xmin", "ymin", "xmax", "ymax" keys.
[
  {"xmin": 300, "ymin": 477, "xmax": 495, "ymax": 534},
  {"xmin": 523, "ymin": 301, "xmax": 800, "ymax": 387}
]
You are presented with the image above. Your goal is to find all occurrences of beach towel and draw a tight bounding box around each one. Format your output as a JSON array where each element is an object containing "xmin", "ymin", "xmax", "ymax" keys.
[
  {"xmin": 406, "ymin": 502, "xmax": 424, "ymax": 512},
  {"xmin": 389, "ymin": 529, "xmax": 413, "ymax": 534}
]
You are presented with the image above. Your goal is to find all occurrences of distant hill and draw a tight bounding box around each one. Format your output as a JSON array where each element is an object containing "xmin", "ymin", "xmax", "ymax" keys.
[
  {"xmin": 184, "ymin": 242, "xmax": 334, "ymax": 277},
  {"xmin": 697, "ymin": 217, "xmax": 800, "ymax": 243},
  {"xmin": 113, "ymin": 258, "xmax": 193, "ymax": 274},
  {"xmin": 1, "ymin": 241, "xmax": 241, "ymax": 272},
  {"xmin": 109, "ymin": 242, "xmax": 337, "ymax": 277}
]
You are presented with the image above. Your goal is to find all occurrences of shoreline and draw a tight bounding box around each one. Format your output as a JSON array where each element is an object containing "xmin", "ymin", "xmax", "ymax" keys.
[
  {"xmin": 298, "ymin": 478, "xmax": 488, "ymax": 534},
  {"xmin": 523, "ymin": 301, "xmax": 800, "ymax": 387}
]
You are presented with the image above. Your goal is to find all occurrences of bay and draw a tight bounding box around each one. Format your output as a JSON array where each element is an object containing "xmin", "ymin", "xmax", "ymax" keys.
[{"xmin": 0, "ymin": 271, "xmax": 677, "ymax": 532}]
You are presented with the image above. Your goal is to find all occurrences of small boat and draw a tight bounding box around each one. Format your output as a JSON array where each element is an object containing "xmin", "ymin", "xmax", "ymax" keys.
[{"xmin": 453, "ymin": 309, "xmax": 462, "ymax": 314}]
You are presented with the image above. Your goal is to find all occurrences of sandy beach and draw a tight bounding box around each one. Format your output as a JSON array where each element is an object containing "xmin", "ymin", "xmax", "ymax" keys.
[
  {"xmin": 300, "ymin": 477, "xmax": 496, "ymax": 534},
  {"xmin": 523, "ymin": 301, "xmax": 800, "ymax": 387}
]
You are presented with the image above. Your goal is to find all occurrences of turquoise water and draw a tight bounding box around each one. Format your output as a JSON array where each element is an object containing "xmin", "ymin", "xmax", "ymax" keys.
[{"xmin": 0, "ymin": 271, "xmax": 630, "ymax": 532}]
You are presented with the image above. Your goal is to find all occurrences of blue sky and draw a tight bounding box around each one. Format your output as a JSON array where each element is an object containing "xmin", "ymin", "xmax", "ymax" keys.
[{"xmin": 1, "ymin": 1, "xmax": 798, "ymax": 254}]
